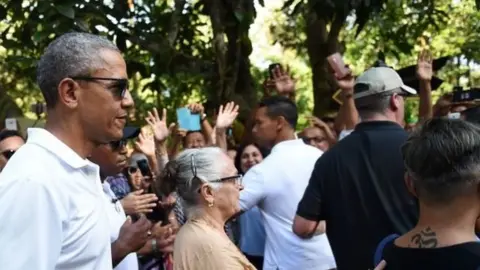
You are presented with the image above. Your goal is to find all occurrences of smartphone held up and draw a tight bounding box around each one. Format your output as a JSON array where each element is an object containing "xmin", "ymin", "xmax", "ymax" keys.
[{"xmin": 327, "ymin": 53, "xmax": 350, "ymax": 79}]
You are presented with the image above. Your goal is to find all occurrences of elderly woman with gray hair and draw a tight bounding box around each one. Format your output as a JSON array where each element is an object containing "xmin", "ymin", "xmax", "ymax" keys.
[{"xmin": 161, "ymin": 147, "xmax": 255, "ymax": 269}]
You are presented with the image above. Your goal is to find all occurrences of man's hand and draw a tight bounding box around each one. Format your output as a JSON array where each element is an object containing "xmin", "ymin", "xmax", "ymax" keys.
[
  {"xmin": 416, "ymin": 50, "xmax": 433, "ymax": 82},
  {"xmin": 146, "ymin": 108, "xmax": 174, "ymax": 144},
  {"xmin": 309, "ymin": 116, "xmax": 329, "ymax": 130},
  {"xmin": 215, "ymin": 102, "xmax": 239, "ymax": 130},
  {"xmin": 334, "ymin": 66, "xmax": 354, "ymax": 94},
  {"xmin": 121, "ymin": 190, "xmax": 158, "ymax": 215},
  {"xmin": 151, "ymin": 221, "xmax": 177, "ymax": 253},
  {"xmin": 117, "ymin": 215, "xmax": 152, "ymax": 253}
]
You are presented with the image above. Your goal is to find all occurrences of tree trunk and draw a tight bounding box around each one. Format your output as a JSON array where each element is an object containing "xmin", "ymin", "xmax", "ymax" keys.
[{"xmin": 305, "ymin": 8, "xmax": 344, "ymax": 117}]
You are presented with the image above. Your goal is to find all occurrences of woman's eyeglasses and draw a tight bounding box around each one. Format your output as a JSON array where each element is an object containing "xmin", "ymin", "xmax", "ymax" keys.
[
  {"xmin": 1, "ymin": 150, "xmax": 15, "ymax": 160},
  {"xmin": 190, "ymin": 154, "xmax": 243, "ymax": 190},
  {"xmin": 70, "ymin": 76, "xmax": 128, "ymax": 99}
]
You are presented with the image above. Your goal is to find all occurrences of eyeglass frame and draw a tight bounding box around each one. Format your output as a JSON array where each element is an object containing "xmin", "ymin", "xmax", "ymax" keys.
[
  {"xmin": 70, "ymin": 76, "xmax": 129, "ymax": 98},
  {"xmin": 190, "ymin": 154, "xmax": 243, "ymax": 192}
]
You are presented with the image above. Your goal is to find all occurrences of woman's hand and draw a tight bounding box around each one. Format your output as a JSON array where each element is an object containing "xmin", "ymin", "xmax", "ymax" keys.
[
  {"xmin": 215, "ymin": 102, "xmax": 239, "ymax": 130},
  {"xmin": 146, "ymin": 108, "xmax": 174, "ymax": 144},
  {"xmin": 120, "ymin": 190, "xmax": 158, "ymax": 215},
  {"xmin": 135, "ymin": 130, "xmax": 156, "ymax": 159}
]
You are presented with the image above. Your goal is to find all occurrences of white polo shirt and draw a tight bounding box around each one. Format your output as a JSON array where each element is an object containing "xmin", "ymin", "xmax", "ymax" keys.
[
  {"xmin": 0, "ymin": 128, "xmax": 112, "ymax": 270},
  {"xmin": 102, "ymin": 181, "xmax": 139, "ymax": 270},
  {"xmin": 240, "ymin": 139, "xmax": 336, "ymax": 270}
]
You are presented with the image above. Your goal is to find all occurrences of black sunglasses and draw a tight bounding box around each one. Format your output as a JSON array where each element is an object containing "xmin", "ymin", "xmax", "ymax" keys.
[
  {"xmin": 128, "ymin": 166, "xmax": 138, "ymax": 174},
  {"xmin": 109, "ymin": 140, "xmax": 127, "ymax": 151},
  {"xmin": 191, "ymin": 154, "xmax": 243, "ymax": 193},
  {"xmin": 1, "ymin": 150, "xmax": 15, "ymax": 160},
  {"xmin": 70, "ymin": 76, "xmax": 128, "ymax": 98}
]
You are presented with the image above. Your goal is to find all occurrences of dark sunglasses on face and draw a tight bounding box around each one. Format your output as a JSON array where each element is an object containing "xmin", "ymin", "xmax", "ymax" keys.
[
  {"xmin": 109, "ymin": 140, "xmax": 127, "ymax": 151},
  {"xmin": 1, "ymin": 150, "xmax": 15, "ymax": 160},
  {"xmin": 128, "ymin": 166, "xmax": 138, "ymax": 174},
  {"xmin": 70, "ymin": 76, "xmax": 128, "ymax": 98}
]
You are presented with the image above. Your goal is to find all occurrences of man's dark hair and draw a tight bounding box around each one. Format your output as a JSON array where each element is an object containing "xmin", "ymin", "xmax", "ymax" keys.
[
  {"xmin": 401, "ymin": 118, "xmax": 480, "ymax": 205},
  {"xmin": 258, "ymin": 96, "xmax": 298, "ymax": 129},
  {"xmin": 0, "ymin": 129, "xmax": 24, "ymax": 143}
]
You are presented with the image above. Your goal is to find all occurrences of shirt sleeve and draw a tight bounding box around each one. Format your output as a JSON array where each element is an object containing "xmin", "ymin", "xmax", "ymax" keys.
[
  {"xmin": 239, "ymin": 167, "xmax": 266, "ymax": 211},
  {"xmin": 296, "ymin": 156, "xmax": 327, "ymax": 221},
  {"xmin": 0, "ymin": 178, "xmax": 64, "ymax": 270}
]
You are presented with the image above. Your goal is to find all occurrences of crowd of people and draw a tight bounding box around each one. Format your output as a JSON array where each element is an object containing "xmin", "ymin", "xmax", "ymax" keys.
[{"xmin": 0, "ymin": 32, "xmax": 480, "ymax": 270}]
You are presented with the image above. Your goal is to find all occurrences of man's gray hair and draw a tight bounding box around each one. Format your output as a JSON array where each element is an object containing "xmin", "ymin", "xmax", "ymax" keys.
[
  {"xmin": 354, "ymin": 88, "xmax": 403, "ymax": 119},
  {"xmin": 172, "ymin": 147, "xmax": 227, "ymax": 217},
  {"xmin": 36, "ymin": 32, "xmax": 120, "ymax": 108},
  {"xmin": 402, "ymin": 118, "xmax": 480, "ymax": 205}
]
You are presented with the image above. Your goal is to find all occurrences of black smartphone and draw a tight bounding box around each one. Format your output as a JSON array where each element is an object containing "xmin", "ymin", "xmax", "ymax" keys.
[
  {"xmin": 268, "ymin": 63, "xmax": 281, "ymax": 78},
  {"xmin": 137, "ymin": 159, "xmax": 152, "ymax": 177}
]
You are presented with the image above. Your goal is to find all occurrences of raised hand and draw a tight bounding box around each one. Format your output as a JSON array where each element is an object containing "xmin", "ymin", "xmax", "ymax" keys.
[
  {"xmin": 120, "ymin": 190, "xmax": 158, "ymax": 215},
  {"xmin": 146, "ymin": 108, "xmax": 173, "ymax": 143},
  {"xmin": 215, "ymin": 102, "xmax": 239, "ymax": 130},
  {"xmin": 117, "ymin": 214, "xmax": 152, "ymax": 252},
  {"xmin": 417, "ymin": 50, "xmax": 433, "ymax": 81},
  {"xmin": 187, "ymin": 103, "xmax": 205, "ymax": 115},
  {"xmin": 308, "ymin": 116, "xmax": 329, "ymax": 130},
  {"xmin": 333, "ymin": 66, "xmax": 354, "ymax": 93},
  {"xmin": 264, "ymin": 65, "xmax": 296, "ymax": 97},
  {"xmin": 135, "ymin": 130, "xmax": 156, "ymax": 158}
]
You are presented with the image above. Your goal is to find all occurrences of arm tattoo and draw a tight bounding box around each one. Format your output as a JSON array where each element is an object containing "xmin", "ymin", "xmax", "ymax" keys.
[{"xmin": 409, "ymin": 226, "xmax": 438, "ymax": 248}]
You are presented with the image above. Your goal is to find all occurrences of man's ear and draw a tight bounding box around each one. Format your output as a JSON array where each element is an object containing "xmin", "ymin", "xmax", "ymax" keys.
[
  {"xmin": 390, "ymin": 93, "xmax": 401, "ymax": 111},
  {"xmin": 58, "ymin": 78, "xmax": 79, "ymax": 109},
  {"xmin": 404, "ymin": 171, "xmax": 417, "ymax": 198},
  {"xmin": 276, "ymin": 116, "xmax": 286, "ymax": 132}
]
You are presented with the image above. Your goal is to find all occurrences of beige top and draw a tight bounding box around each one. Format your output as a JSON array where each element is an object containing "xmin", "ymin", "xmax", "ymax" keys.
[{"xmin": 173, "ymin": 219, "xmax": 256, "ymax": 270}]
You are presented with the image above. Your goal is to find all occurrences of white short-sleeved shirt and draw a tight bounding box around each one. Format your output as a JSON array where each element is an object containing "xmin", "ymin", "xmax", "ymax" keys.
[
  {"xmin": 0, "ymin": 128, "xmax": 112, "ymax": 270},
  {"xmin": 102, "ymin": 181, "xmax": 139, "ymax": 270},
  {"xmin": 240, "ymin": 139, "xmax": 336, "ymax": 270}
]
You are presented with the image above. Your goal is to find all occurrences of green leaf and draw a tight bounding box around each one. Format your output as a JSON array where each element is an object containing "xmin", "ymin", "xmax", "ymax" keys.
[
  {"xmin": 33, "ymin": 31, "xmax": 48, "ymax": 42},
  {"xmin": 259, "ymin": 0, "xmax": 265, "ymax": 7},
  {"xmin": 55, "ymin": 4, "xmax": 75, "ymax": 19},
  {"xmin": 234, "ymin": 11, "xmax": 244, "ymax": 22}
]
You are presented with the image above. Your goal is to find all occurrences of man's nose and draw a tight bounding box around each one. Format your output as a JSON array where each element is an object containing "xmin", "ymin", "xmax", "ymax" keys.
[{"xmin": 122, "ymin": 90, "xmax": 135, "ymax": 109}]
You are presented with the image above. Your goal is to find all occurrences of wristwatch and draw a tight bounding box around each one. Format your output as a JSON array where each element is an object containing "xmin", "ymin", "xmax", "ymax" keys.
[{"xmin": 201, "ymin": 113, "xmax": 207, "ymax": 121}]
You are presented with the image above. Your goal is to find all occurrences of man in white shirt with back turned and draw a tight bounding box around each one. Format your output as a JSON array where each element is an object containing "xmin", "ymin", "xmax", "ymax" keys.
[
  {"xmin": 0, "ymin": 32, "xmax": 134, "ymax": 269},
  {"xmin": 238, "ymin": 96, "xmax": 336, "ymax": 270}
]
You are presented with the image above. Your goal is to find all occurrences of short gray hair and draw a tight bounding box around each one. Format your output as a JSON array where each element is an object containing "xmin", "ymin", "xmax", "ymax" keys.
[
  {"xmin": 402, "ymin": 118, "xmax": 480, "ymax": 205},
  {"xmin": 36, "ymin": 32, "xmax": 120, "ymax": 108},
  {"xmin": 354, "ymin": 88, "xmax": 403, "ymax": 119},
  {"xmin": 162, "ymin": 147, "xmax": 228, "ymax": 217}
]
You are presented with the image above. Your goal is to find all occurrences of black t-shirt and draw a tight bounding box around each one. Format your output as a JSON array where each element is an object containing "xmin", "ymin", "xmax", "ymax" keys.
[
  {"xmin": 382, "ymin": 241, "xmax": 480, "ymax": 269},
  {"xmin": 296, "ymin": 121, "xmax": 419, "ymax": 270}
]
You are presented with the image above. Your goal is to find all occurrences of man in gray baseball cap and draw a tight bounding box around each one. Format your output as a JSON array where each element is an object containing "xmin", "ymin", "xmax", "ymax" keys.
[
  {"xmin": 353, "ymin": 67, "xmax": 417, "ymax": 124},
  {"xmin": 294, "ymin": 66, "xmax": 419, "ymax": 270}
]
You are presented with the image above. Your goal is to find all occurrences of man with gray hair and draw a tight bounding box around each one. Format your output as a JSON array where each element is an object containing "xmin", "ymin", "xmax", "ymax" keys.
[
  {"xmin": 375, "ymin": 118, "xmax": 480, "ymax": 269},
  {"xmin": 293, "ymin": 67, "xmax": 419, "ymax": 270},
  {"xmin": 0, "ymin": 32, "xmax": 134, "ymax": 269}
]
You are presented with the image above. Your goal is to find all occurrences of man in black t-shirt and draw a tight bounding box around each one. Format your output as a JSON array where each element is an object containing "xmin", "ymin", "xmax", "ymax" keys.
[
  {"xmin": 378, "ymin": 118, "xmax": 480, "ymax": 270},
  {"xmin": 292, "ymin": 67, "xmax": 419, "ymax": 270}
]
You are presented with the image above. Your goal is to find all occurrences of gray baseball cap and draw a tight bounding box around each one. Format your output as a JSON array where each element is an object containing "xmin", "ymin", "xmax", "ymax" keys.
[{"xmin": 353, "ymin": 67, "xmax": 417, "ymax": 99}]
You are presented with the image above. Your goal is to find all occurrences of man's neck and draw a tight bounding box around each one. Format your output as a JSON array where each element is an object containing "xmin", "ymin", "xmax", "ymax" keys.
[
  {"xmin": 360, "ymin": 112, "xmax": 401, "ymax": 125},
  {"xmin": 44, "ymin": 113, "xmax": 96, "ymax": 159},
  {"xmin": 272, "ymin": 130, "xmax": 297, "ymax": 147},
  {"xmin": 398, "ymin": 202, "xmax": 479, "ymax": 248}
]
